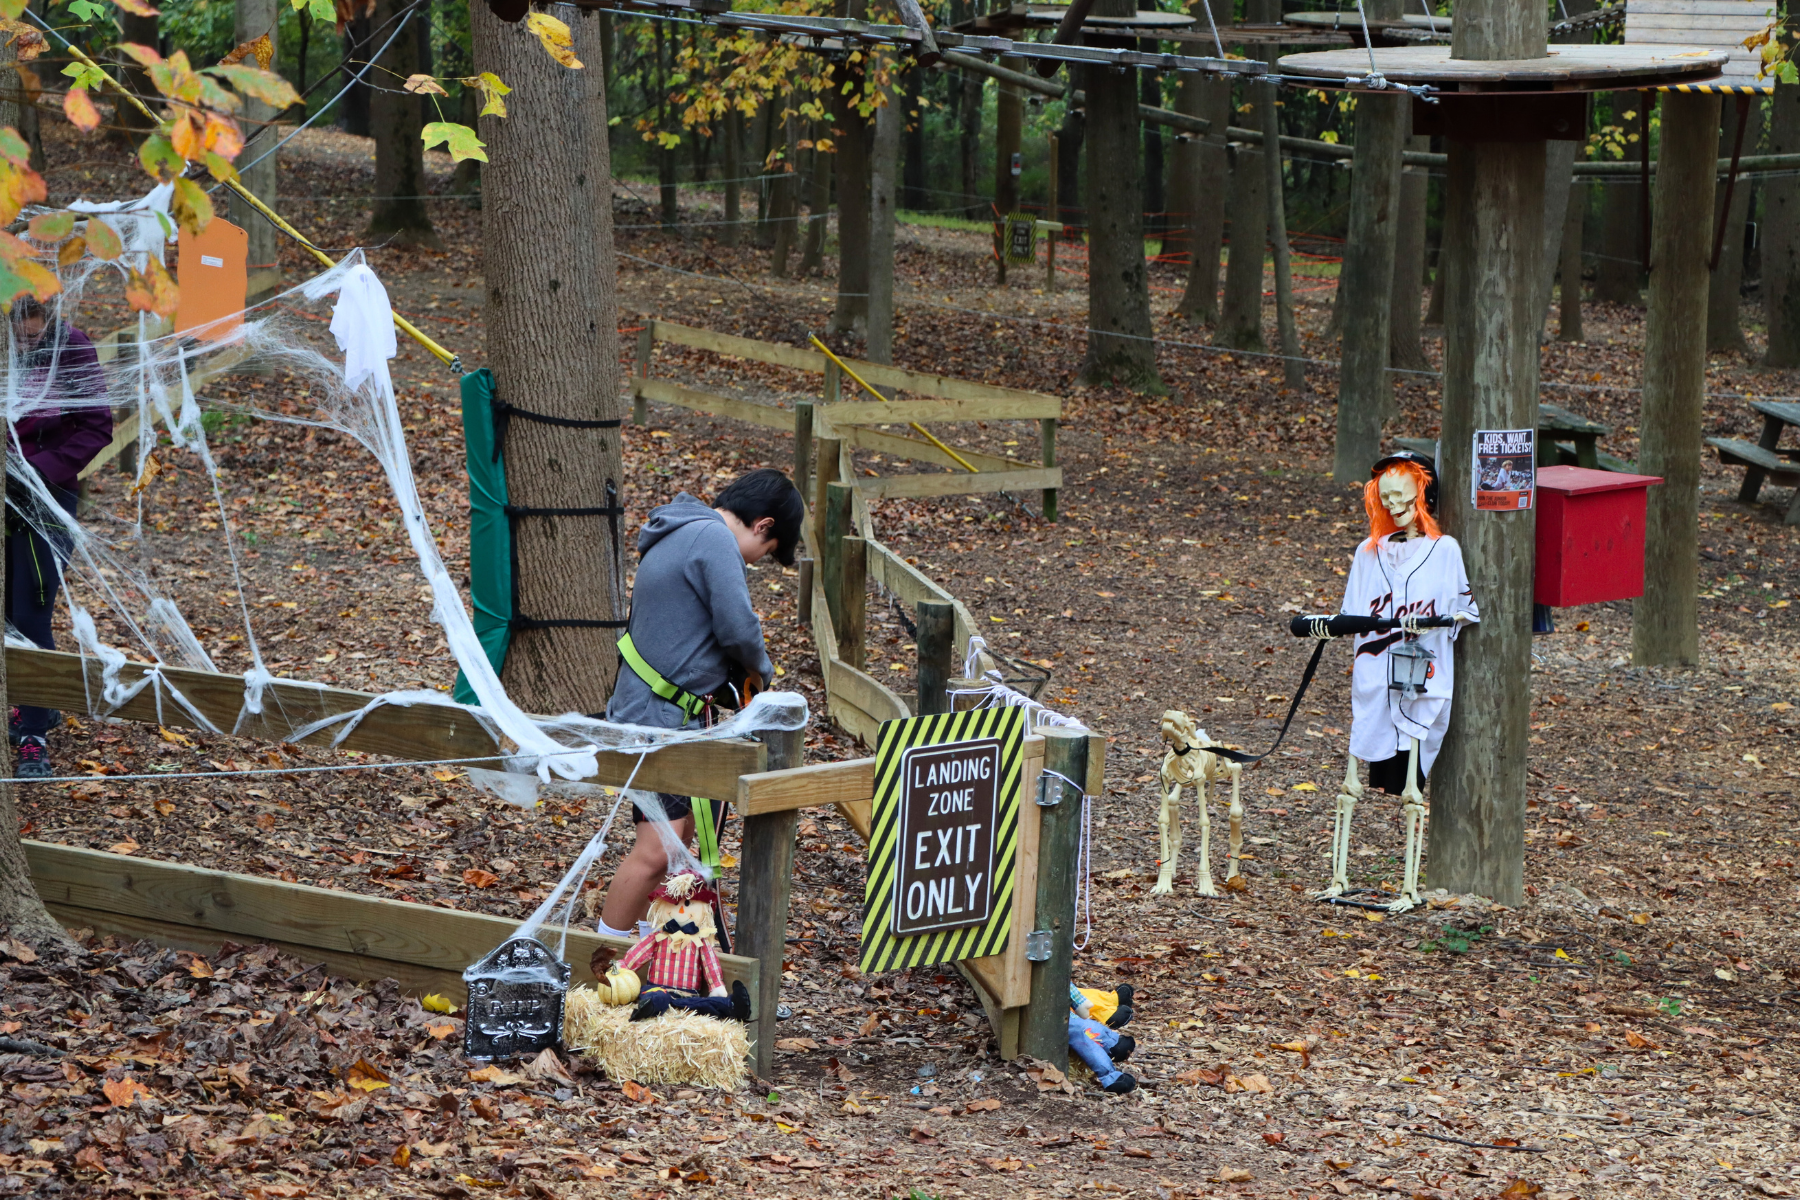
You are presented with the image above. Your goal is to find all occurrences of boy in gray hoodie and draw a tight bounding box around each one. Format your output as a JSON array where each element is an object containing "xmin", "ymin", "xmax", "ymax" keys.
[{"xmin": 597, "ymin": 468, "xmax": 804, "ymax": 940}]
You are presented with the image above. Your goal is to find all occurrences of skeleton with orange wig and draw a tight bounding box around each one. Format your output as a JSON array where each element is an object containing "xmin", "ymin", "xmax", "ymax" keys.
[
  {"xmin": 1320, "ymin": 452, "xmax": 1479, "ymax": 911},
  {"xmin": 609, "ymin": 872, "xmax": 752, "ymax": 1023}
]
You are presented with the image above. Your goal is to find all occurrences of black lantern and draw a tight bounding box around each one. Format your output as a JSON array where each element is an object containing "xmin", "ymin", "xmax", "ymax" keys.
[{"xmin": 1388, "ymin": 639, "xmax": 1435, "ymax": 695}]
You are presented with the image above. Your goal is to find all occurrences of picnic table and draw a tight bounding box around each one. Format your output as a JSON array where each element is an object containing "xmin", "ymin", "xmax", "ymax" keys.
[
  {"xmin": 1391, "ymin": 403, "xmax": 1632, "ymax": 474},
  {"xmin": 1707, "ymin": 400, "xmax": 1800, "ymax": 525}
]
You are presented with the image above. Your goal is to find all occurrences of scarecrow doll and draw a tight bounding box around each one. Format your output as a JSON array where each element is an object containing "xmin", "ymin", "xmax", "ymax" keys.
[{"xmin": 611, "ymin": 872, "xmax": 753, "ymax": 1023}]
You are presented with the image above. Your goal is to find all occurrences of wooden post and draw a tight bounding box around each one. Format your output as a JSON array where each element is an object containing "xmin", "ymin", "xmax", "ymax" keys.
[
  {"xmin": 1046, "ymin": 133, "xmax": 1059, "ymax": 292},
  {"xmin": 633, "ymin": 326, "xmax": 652, "ymax": 426},
  {"xmin": 995, "ymin": 55, "xmax": 1024, "ymax": 285},
  {"xmin": 1040, "ymin": 417, "xmax": 1058, "ymax": 522},
  {"xmin": 1634, "ymin": 91, "xmax": 1721, "ymax": 667},
  {"xmin": 794, "ymin": 401, "xmax": 814, "ymax": 509},
  {"xmin": 823, "ymin": 480, "xmax": 855, "ymax": 640},
  {"xmin": 1332, "ymin": 89, "xmax": 1406, "ymax": 482},
  {"xmin": 823, "ymin": 358, "xmax": 842, "ymax": 405},
  {"xmin": 840, "ymin": 535, "xmax": 867, "ymax": 670},
  {"xmin": 797, "ymin": 557, "xmax": 814, "ymax": 628},
  {"xmin": 812, "ymin": 435, "xmax": 841, "ymax": 557},
  {"xmin": 1558, "ymin": 181, "xmax": 1586, "ymax": 342},
  {"xmin": 1428, "ymin": 0, "xmax": 1548, "ymax": 909},
  {"xmin": 1021, "ymin": 727, "xmax": 1087, "ymax": 1062},
  {"xmin": 916, "ymin": 600, "xmax": 954, "ymax": 714},
  {"xmin": 737, "ymin": 727, "xmax": 805, "ymax": 1080}
]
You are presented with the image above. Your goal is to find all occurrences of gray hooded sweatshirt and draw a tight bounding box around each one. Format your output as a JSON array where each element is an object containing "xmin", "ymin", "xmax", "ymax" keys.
[{"xmin": 606, "ymin": 493, "xmax": 775, "ymax": 728}]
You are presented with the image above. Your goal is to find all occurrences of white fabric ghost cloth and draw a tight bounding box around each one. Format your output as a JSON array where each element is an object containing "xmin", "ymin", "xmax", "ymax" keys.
[
  {"xmin": 1338, "ymin": 532, "xmax": 1479, "ymax": 774},
  {"xmin": 325, "ymin": 263, "xmax": 399, "ymax": 391}
]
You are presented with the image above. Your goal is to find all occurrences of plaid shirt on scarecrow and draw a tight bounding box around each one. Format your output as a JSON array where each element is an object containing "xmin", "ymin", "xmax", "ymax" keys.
[{"xmin": 617, "ymin": 929, "xmax": 725, "ymax": 994}]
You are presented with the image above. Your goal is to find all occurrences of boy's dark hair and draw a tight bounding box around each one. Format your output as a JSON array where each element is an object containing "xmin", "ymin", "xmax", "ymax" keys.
[{"xmin": 714, "ymin": 467, "xmax": 803, "ymax": 567}]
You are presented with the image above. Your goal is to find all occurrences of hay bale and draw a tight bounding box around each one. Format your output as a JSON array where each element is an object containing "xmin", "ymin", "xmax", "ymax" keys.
[{"xmin": 565, "ymin": 986, "xmax": 749, "ymax": 1092}]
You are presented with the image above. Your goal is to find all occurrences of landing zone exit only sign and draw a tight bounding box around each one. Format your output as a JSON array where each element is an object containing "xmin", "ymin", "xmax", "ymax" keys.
[{"xmin": 860, "ymin": 707, "xmax": 1022, "ymax": 974}]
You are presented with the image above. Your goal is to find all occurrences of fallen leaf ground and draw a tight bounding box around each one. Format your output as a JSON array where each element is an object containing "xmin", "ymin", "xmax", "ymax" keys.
[{"xmin": 2, "ymin": 123, "xmax": 1797, "ymax": 1200}]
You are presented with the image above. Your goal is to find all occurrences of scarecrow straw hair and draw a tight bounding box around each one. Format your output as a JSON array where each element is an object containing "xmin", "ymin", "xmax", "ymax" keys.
[
  {"xmin": 565, "ymin": 986, "xmax": 748, "ymax": 1092},
  {"xmin": 662, "ymin": 872, "xmax": 702, "ymax": 901}
]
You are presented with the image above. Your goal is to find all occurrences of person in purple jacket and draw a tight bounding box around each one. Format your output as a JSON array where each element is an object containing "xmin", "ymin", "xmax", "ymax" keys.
[{"xmin": 8, "ymin": 296, "xmax": 110, "ymax": 777}]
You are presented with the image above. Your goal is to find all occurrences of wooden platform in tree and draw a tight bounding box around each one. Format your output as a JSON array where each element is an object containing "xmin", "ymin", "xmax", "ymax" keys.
[{"xmin": 1279, "ymin": 42, "xmax": 1728, "ymax": 89}]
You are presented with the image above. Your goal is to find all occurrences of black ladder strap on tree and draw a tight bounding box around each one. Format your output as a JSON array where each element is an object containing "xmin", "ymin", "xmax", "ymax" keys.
[{"xmin": 490, "ymin": 397, "xmax": 630, "ymax": 632}]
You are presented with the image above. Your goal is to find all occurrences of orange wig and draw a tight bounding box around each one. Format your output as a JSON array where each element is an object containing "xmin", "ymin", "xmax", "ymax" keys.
[{"xmin": 1363, "ymin": 461, "xmax": 1442, "ymax": 551}]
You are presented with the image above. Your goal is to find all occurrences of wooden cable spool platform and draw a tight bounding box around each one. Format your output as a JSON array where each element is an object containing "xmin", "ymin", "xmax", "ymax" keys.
[{"xmin": 1277, "ymin": 43, "xmax": 1730, "ymax": 91}]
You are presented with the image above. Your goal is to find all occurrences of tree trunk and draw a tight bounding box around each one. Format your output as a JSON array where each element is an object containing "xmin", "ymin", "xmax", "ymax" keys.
[
  {"xmin": 1260, "ymin": 75, "xmax": 1302, "ymax": 389},
  {"xmin": 722, "ymin": 107, "xmax": 742, "ymax": 247},
  {"xmin": 1635, "ymin": 92, "xmax": 1720, "ymax": 667},
  {"xmin": 994, "ymin": 55, "xmax": 1023, "ymax": 283},
  {"xmin": 1390, "ymin": 130, "xmax": 1431, "ymax": 372},
  {"xmin": 1140, "ymin": 55, "xmax": 1164, "ymax": 242},
  {"xmin": 800, "ymin": 117, "xmax": 831, "ymax": 274},
  {"xmin": 902, "ymin": 61, "xmax": 926, "ymax": 211},
  {"xmin": 1430, "ymin": 0, "xmax": 1546, "ymax": 908},
  {"xmin": 367, "ymin": 0, "xmax": 439, "ymax": 248},
  {"xmin": 1593, "ymin": 91, "xmax": 1642, "ymax": 304},
  {"xmin": 471, "ymin": 2, "xmax": 624, "ymax": 713},
  {"xmin": 831, "ymin": 8, "xmax": 872, "ymax": 337},
  {"xmin": 1535, "ymin": 139, "xmax": 1578, "ymax": 336},
  {"xmin": 451, "ymin": 83, "xmax": 482, "ymax": 205},
  {"xmin": 1163, "ymin": 85, "xmax": 1197, "ymax": 269},
  {"xmin": 1055, "ymin": 104, "xmax": 1083, "ymax": 225},
  {"xmin": 1079, "ymin": 48, "xmax": 1162, "ymax": 392},
  {"xmin": 228, "ymin": 0, "xmax": 284, "ymax": 298},
  {"xmin": 1558, "ymin": 181, "xmax": 1586, "ymax": 340},
  {"xmin": 340, "ymin": 9, "xmax": 373, "ymax": 137},
  {"xmin": 655, "ymin": 24, "xmax": 678, "ymax": 229},
  {"xmin": 0, "ymin": 539, "xmax": 67, "ymax": 947},
  {"xmin": 1173, "ymin": 73, "xmax": 1231, "ymax": 323},
  {"xmin": 753, "ymin": 99, "xmax": 775, "ymax": 247},
  {"xmin": 1707, "ymin": 98, "xmax": 1757, "ymax": 354},
  {"xmin": 1767, "ymin": 82, "xmax": 1800, "ymax": 364},
  {"xmin": 1219, "ymin": 139, "xmax": 1267, "ymax": 350},
  {"xmin": 771, "ymin": 105, "xmax": 799, "ymax": 278},
  {"xmin": 867, "ymin": 71, "xmax": 902, "ymax": 364},
  {"xmin": 113, "ymin": 11, "xmax": 160, "ymax": 146},
  {"xmin": 960, "ymin": 70, "xmax": 982, "ymax": 218},
  {"xmin": 1332, "ymin": 90, "xmax": 1406, "ymax": 482}
]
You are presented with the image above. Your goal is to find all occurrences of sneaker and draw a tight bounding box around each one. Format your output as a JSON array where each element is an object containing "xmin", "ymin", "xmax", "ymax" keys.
[
  {"xmin": 1106, "ymin": 1005, "xmax": 1135, "ymax": 1031},
  {"xmin": 730, "ymin": 980, "xmax": 752, "ymax": 1022},
  {"xmin": 1108, "ymin": 1034, "xmax": 1136, "ymax": 1064},
  {"xmin": 1113, "ymin": 984, "xmax": 1135, "ymax": 1010},
  {"xmin": 1102, "ymin": 1072, "xmax": 1137, "ymax": 1095},
  {"xmin": 15, "ymin": 736, "xmax": 49, "ymax": 779}
]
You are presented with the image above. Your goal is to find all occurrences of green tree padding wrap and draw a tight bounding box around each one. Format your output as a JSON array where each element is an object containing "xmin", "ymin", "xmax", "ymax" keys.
[{"xmin": 454, "ymin": 369, "xmax": 512, "ymax": 704}]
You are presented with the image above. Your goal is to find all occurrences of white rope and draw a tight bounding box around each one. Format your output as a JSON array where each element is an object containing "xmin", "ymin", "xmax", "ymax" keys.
[{"xmin": 1040, "ymin": 767, "xmax": 1094, "ymax": 952}]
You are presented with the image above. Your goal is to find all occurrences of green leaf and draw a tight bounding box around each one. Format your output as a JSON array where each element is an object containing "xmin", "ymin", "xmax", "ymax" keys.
[
  {"xmin": 308, "ymin": 0, "xmax": 334, "ymax": 20},
  {"xmin": 67, "ymin": 0, "xmax": 104, "ymax": 18},
  {"xmin": 420, "ymin": 121, "xmax": 487, "ymax": 164},
  {"xmin": 27, "ymin": 210, "xmax": 72, "ymax": 241},
  {"xmin": 61, "ymin": 61, "xmax": 107, "ymax": 91},
  {"xmin": 137, "ymin": 132, "xmax": 184, "ymax": 181},
  {"xmin": 206, "ymin": 63, "xmax": 302, "ymax": 109},
  {"xmin": 0, "ymin": 128, "xmax": 29, "ymax": 168},
  {"xmin": 171, "ymin": 176, "xmax": 213, "ymax": 235},
  {"xmin": 0, "ymin": 0, "xmax": 24, "ymax": 19},
  {"xmin": 203, "ymin": 150, "xmax": 239, "ymax": 183}
]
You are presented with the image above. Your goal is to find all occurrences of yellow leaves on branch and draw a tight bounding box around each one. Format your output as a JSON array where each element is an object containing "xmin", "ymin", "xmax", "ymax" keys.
[
  {"xmin": 421, "ymin": 122, "xmax": 486, "ymax": 164},
  {"xmin": 125, "ymin": 254, "xmax": 178, "ymax": 319},
  {"xmin": 462, "ymin": 71, "xmax": 510, "ymax": 118},
  {"xmin": 220, "ymin": 34, "xmax": 275, "ymax": 70},
  {"xmin": 524, "ymin": 13, "xmax": 583, "ymax": 69},
  {"xmin": 0, "ymin": 18, "xmax": 46, "ymax": 62},
  {"xmin": 404, "ymin": 73, "xmax": 448, "ymax": 97}
]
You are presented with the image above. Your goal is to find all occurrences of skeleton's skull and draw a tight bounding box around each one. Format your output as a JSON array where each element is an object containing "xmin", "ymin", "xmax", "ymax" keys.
[
  {"xmin": 1160, "ymin": 709, "xmax": 1202, "ymax": 749},
  {"xmin": 1378, "ymin": 468, "xmax": 1420, "ymax": 531}
]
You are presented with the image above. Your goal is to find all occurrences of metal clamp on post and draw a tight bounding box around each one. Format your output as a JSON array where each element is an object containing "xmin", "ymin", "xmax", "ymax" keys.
[
  {"xmin": 1036, "ymin": 768, "xmax": 1083, "ymax": 807},
  {"xmin": 1024, "ymin": 930, "xmax": 1053, "ymax": 962}
]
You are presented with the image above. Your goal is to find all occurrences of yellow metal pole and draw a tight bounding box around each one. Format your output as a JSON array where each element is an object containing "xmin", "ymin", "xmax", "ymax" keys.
[
  {"xmin": 807, "ymin": 335, "xmax": 977, "ymax": 473},
  {"xmin": 57, "ymin": 38, "xmax": 458, "ymax": 371}
]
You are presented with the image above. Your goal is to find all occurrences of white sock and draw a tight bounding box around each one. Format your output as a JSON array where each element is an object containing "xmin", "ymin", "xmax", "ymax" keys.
[{"xmin": 596, "ymin": 918, "xmax": 636, "ymax": 939}]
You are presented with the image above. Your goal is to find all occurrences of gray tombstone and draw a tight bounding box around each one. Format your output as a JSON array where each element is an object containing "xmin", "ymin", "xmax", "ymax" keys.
[{"xmin": 462, "ymin": 936, "xmax": 570, "ymax": 1060}]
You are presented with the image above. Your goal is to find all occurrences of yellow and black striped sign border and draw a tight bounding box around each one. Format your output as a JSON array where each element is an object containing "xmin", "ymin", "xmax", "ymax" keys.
[
  {"xmin": 860, "ymin": 706, "xmax": 1024, "ymax": 975},
  {"xmin": 1656, "ymin": 83, "xmax": 1772, "ymax": 94}
]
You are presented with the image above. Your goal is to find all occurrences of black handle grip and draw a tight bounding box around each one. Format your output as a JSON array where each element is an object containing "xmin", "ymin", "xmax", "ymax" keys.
[{"xmin": 1288, "ymin": 613, "xmax": 1455, "ymax": 638}]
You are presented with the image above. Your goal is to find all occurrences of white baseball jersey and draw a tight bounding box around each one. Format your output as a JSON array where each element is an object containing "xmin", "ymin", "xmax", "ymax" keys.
[{"xmin": 1338, "ymin": 533, "xmax": 1479, "ymax": 774}]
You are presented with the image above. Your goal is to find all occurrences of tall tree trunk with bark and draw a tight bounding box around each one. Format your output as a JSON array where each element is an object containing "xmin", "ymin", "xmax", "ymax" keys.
[
  {"xmin": 472, "ymin": 4, "xmax": 624, "ymax": 712},
  {"xmin": 1079, "ymin": 43, "xmax": 1162, "ymax": 391},
  {"xmin": 1390, "ymin": 130, "xmax": 1432, "ymax": 372},
  {"xmin": 229, "ymin": 0, "xmax": 285, "ymax": 298},
  {"xmin": 831, "ymin": 0, "xmax": 872, "ymax": 337},
  {"xmin": 902, "ymin": 62, "xmax": 925, "ymax": 211},
  {"xmin": 1558, "ymin": 181, "xmax": 1585, "ymax": 340},
  {"xmin": 867, "ymin": 71, "xmax": 902, "ymax": 363},
  {"xmin": 771, "ymin": 105, "xmax": 799, "ymax": 278},
  {"xmin": 800, "ymin": 117, "xmax": 831, "ymax": 274},
  {"xmin": 1173, "ymin": 72, "xmax": 1231, "ymax": 323},
  {"xmin": 1140, "ymin": 56, "xmax": 1164, "ymax": 241},
  {"xmin": 1593, "ymin": 91, "xmax": 1642, "ymax": 304},
  {"xmin": 1767, "ymin": 82, "xmax": 1800, "ymax": 365},
  {"xmin": 1055, "ymin": 105, "xmax": 1083, "ymax": 225},
  {"xmin": 1333, "ymin": 88, "xmax": 1405, "ymax": 482},
  {"xmin": 1219, "ymin": 137, "xmax": 1267, "ymax": 351},
  {"xmin": 993, "ymin": 56, "xmax": 1022, "ymax": 283},
  {"xmin": 1708, "ymin": 99, "xmax": 1757, "ymax": 354},
  {"xmin": 752, "ymin": 99, "xmax": 775, "ymax": 246},
  {"xmin": 722, "ymin": 107, "xmax": 742, "ymax": 247},
  {"xmin": 340, "ymin": 9, "xmax": 373, "ymax": 137},
  {"xmin": 367, "ymin": 0, "xmax": 439, "ymax": 247},
  {"xmin": 655, "ymin": 23, "xmax": 677, "ymax": 229},
  {"xmin": 0, "ymin": 615, "xmax": 68, "ymax": 947}
]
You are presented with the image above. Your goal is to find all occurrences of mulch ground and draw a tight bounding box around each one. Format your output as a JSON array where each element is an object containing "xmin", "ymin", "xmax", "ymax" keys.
[{"xmin": 2, "ymin": 121, "xmax": 1797, "ymax": 1200}]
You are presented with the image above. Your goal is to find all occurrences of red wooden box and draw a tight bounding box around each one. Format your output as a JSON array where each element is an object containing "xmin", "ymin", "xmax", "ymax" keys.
[{"xmin": 1534, "ymin": 466, "xmax": 1663, "ymax": 607}]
